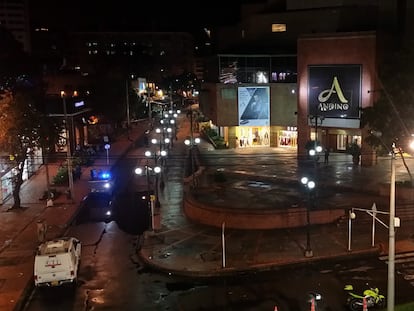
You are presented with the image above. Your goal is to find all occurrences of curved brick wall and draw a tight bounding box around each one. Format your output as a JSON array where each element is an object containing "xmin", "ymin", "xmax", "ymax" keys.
[{"xmin": 183, "ymin": 191, "xmax": 345, "ymax": 230}]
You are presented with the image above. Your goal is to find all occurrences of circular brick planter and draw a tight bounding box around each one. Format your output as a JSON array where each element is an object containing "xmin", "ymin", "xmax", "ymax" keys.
[{"xmin": 183, "ymin": 191, "xmax": 345, "ymax": 230}]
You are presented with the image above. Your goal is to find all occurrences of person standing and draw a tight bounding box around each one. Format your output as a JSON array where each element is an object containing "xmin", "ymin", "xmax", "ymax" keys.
[
  {"xmin": 324, "ymin": 148, "xmax": 330, "ymax": 164},
  {"xmin": 36, "ymin": 219, "xmax": 47, "ymax": 243}
]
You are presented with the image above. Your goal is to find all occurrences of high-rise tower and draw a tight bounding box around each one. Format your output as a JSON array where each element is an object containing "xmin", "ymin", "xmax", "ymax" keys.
[{"xmin": 0, "ymin": 0, "xmax": 30, "ymax": 52}]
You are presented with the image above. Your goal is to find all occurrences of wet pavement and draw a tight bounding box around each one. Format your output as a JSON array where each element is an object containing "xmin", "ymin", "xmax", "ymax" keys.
[
  {"xmin": 1, "ymin": 109, "xmax": 414, "ymax": 311},
  {"xmin": 137, "ymin": 113, "xmax": 414, "ymax": 276}
]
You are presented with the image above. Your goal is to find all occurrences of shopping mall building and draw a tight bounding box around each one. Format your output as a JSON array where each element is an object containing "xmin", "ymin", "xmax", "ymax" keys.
[{"xmin": 199, "ymin": 31, "xmax": 377, "ymax": 166}]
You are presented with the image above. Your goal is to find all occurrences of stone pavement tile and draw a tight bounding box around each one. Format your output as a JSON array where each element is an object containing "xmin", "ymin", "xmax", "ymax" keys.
[
  {"xmin": 0, "ymin": 206, "xmax": 45, "ymax": 253},
  {"xmin": 0, "ymin": 258, "xmax": 33, "ymax": 311},
  {"xmin": 395, "ymin": 240, "xmax": 414, "ymax": 253}
]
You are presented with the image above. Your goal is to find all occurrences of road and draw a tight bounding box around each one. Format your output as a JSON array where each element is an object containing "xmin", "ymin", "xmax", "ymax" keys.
[
  {"xmin": 21, "ymin": 130, "xmax": 414, "ymax": 310},
  {"xmin": 21, "ymin": 150, "xmax": 414, "ymax": 311},
  {"xmin": 22, "ymin": 219, "xmax": 414, "ymax": 311}
]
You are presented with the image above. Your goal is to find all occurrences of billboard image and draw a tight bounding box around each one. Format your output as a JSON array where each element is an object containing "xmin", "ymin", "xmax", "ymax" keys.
[{"xmin": 238, "ymin": 86, "xmax": 270, "ymax": 126}]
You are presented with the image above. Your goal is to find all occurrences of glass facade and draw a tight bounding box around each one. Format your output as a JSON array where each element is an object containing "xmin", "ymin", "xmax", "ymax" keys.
[{"xmin": 218, "ymin": 55, "xmax": 297, "ymax": 84}]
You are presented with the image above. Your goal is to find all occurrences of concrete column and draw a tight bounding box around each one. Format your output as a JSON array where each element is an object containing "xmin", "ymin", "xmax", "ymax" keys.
[
  {"xmin": 228, "ymin": 126, "xmax": 238, "ymax": 149},
  {"xmin": 270, "ymin": 126, "xmax": 278, "ymax": 147}
]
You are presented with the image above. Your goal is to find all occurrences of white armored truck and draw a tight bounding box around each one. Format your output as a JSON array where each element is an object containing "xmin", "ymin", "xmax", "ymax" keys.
[{"xmin": 34, "ymin": 237, "xmax": 81, "ymax": 287}]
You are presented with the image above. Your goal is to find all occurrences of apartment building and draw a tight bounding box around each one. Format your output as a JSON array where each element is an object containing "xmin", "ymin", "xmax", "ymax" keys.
[{"xmin": 0, "ymin": 0, "xmax": 30, "ymax": 52}]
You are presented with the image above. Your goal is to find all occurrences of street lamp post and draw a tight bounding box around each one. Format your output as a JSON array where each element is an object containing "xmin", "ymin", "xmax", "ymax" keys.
[
  {"xmin": 126, "ymin": 79, "xmax": 130, "ymax": 128},
  {"xmin": 145, "ymin": 147, "xmax": 163, "ymax": 208},
  {"xmin": 155, "ymin": 127, "xmax": 171, "ymax": 152},
  {"xmin": 166, "ymin": 112, "xmax": 177, "ymax": 145},
  {"xmin": 147, "ymin": 86, "xmax": 152, "ymax": 124},
  {"xmin": 61, "ymin": 91, "xmax": 74, "ymax": 201},
  {"xmin": 185, "ymin": 137, "xmax": 201, "ymax": 187},
  {"xmin": 135, "ymin": 165, "xmax": 161, "ymax": 232},
  {"xmin": 44, "ymin": 150, "xmax": 51, "ymax": 197},
  {"xmin": 301, "ymin": 177, "xmax": 315, "ymax": 258},
  {"xmin": 104, "ymin": 143, "xmax": 111, "ymax": 165},
  {"xmin": 369, "ymin": 129, "xmax": 399, "ymax": 311},
  {"xmin": 309, "ymin": 115, "xmax": 324, "ymax": 145},
  {"xmin": 169, "ymin": 85, "xmax": 173, "ymax": 111},
  {"xmin": 309, "ymin": 145, "xmax": 323, "ymax": 166},
  {"xmin": 388, "ymin": 144, "xmax": 396, "ymax": 311}
]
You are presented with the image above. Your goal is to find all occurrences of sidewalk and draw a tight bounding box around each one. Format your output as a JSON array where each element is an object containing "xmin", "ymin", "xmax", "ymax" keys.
[
  {"xmin": 1, "ymin": 112, "xmax": 414, "ymax": 311},
  {"xmin": 0, "ymin": 121, "xmax": 148, "ymax": 311}
]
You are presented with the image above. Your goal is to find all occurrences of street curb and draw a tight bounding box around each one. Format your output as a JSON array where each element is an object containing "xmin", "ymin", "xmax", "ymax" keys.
[
  {"xmin": 9, "ymin": 129, "xmax": 145, "ymax": 311},
  {"xmin": 137, "ymin": 246, "xmax": 381, "ymax": 279},
  {"xmin": 13, "ymin": 279, "xmax": 34, "ymax": 311}
]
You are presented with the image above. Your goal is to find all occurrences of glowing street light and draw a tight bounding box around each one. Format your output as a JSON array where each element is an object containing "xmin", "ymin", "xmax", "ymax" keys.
[
  {"xmin": 104, "ymin": 143, "xmax": 111, "ymax": 165},
  {"xmin": 185, "ymin": 137, "xmax": 201, "ymax": 187},
  {"xmin": 135, "ymin": 165, "xmax": 161, "ymax": 232},
  {"xmin": 60, "ymin": 91, "xmax": 74, "ymax": 201},
  {"xmin": 301, "ymin": 176, "xmax": 315, "ymax": 258},
  {"xmin": 309, "ymin": 145, "xmax": 323, "ymax": 156}
]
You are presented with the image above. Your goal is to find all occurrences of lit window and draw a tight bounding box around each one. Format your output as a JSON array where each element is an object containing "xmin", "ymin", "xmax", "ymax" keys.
[
  {"xmin": 272, "ymin": 24, "xmax": 286, "ymax": 32},
  {"xmin": 256, "ymin": 71, "xmax": 268, "ymax": 83}
]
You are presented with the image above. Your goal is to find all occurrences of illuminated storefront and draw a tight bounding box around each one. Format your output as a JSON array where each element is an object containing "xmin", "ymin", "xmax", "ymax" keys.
[
  {"xmin": 236, "ymin": 126, "xmax": 271, "ymax": 147},
  {"xmin": 0, "ymin": 166, "xmax": 13, "ymax": 205},
  {"xmin": 279, "ymin": 126, "xmax": 297, "ymax": 147},
  {"xmin": 0, "ymin": 148, "xmax": 41, "ymax": 205}
]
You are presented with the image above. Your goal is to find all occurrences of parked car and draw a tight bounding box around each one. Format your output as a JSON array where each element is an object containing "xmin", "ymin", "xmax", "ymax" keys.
[
  {"xmin": 79, "ymin": 192, "xmax": 115, "ymax": 223},
  {"xmin": 34, "ymin": 237, "xmax": 81, "ymax": 287}
]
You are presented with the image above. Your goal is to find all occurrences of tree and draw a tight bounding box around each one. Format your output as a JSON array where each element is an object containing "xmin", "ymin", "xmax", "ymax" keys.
[
  {"xmin": 346, "ymin": 141, "xmax": 361, "ymax": 165},
  {"xmin": 361, "ymin": 45, "xmax": 414, "ymax": 153},
  {"xmin": 0, "ymin": 92, "xmax": 39, "ymax": 207},
  {"xmin": 0, "ymin": 27, "xmax": 61, "ymax": 209}
]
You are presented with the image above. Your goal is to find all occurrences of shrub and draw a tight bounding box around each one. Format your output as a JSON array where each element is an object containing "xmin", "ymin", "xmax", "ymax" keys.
[
  {"xmin": 52, "ymin": 166, "xmax": 68, "ymax": 185},
  {"xmin": 346, "ymin": 142, "xmax": 361, "ymax": 157},
  {"xmin": 202, "ymin": 127, "xmax": 227, "ymax": 149}
]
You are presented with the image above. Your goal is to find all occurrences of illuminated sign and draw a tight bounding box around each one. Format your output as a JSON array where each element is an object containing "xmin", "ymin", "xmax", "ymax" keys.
[
  {"xmin": 74, "ymin": 100, "xmax": 84, "ymax": 108},
  {"xmin": 308, "ymin": 65, "xmax": 361, "ymax": 120}
]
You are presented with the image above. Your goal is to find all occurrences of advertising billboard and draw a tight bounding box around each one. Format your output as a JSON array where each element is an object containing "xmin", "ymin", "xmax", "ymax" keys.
[
  {"xmin": 308, "ymin": 65, "xmax": 361, "ymax": 128},
  {"xmin": 238, "ymin": 86, "xmax": 270, "ymax": 126}
]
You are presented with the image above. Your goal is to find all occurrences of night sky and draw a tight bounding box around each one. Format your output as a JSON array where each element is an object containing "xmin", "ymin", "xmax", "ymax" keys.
[{"xmin": 30, "ymin": 0, "xmax": 250, "ymax": 35}]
